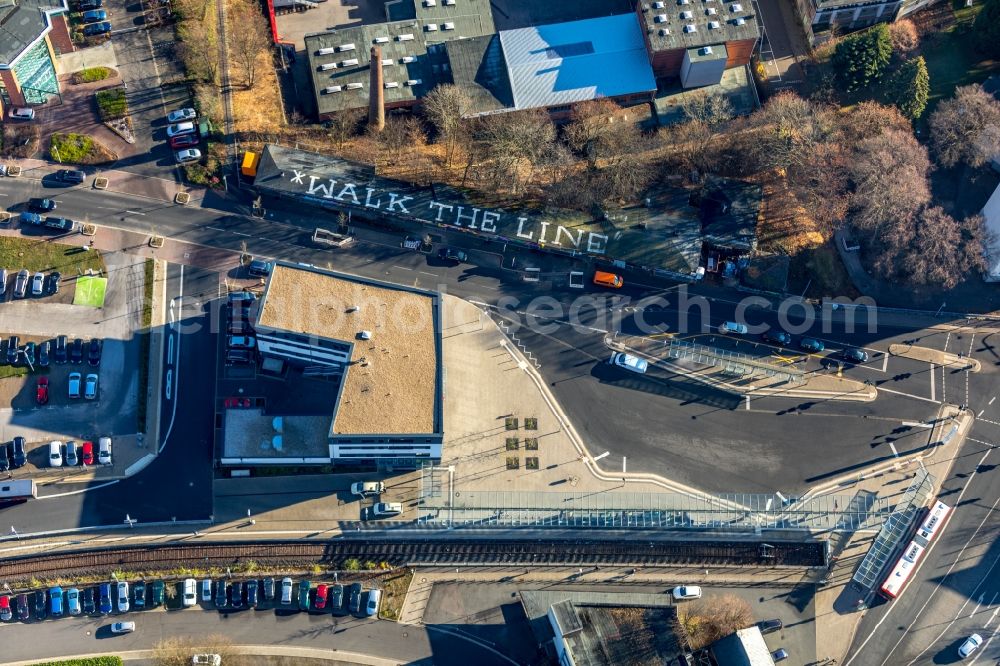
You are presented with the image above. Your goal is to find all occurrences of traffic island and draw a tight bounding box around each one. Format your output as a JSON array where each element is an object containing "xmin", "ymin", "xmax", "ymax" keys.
[{"xmin": 888, "ymin": 343, "xmax": 981, "ymax": 372}]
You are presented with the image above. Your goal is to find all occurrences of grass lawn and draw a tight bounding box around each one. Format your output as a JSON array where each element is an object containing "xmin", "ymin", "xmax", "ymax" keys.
[
  {"xmin": 0, "ymin": 237, "xmax": 106, "ymax": 275},
  {"xmin": 50, "ymin": 133, "xmax": 116, "ymax": 165},
  {"xmin": 787, "ymin": 243, "xmax": 860, "ymax": 299},
  {"xmin": 73, "ymin": 275, "xmax": 108, "ymax": 307},
  {"xmin": 96, "ymin": 87, "xmax": 127, "ymax": 120},
  {"xmin": 0, "ymin": 365, "xmax": 29, "ymax": 380},
  {"xmin": 71, "ymin": 67, "xmax": 112, "ymax": 84},
  {"xmin": 34, "ymin": 659, "xmax": 123, "ymax": 666},
  {"xmin": 378, "ymin": 568, "xmax": 414, "ymax": 621}
]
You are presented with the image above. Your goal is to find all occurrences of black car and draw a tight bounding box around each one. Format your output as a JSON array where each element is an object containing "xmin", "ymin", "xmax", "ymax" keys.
[
  {"xmin": 28, "ymin": 198, "xmax": 57, "ymax": 212},
  {"xmin": 44, "ymin": 216, "xmax": 76, "ymax": 232},
  {"xmin": 34, "ymin": 591, "xmax": 46, "ymax": 621},
  {"xmin": 46, "ymin": 272, "xmax": 60, "ymax": 295},
  {"xmin": 5, "ymin": 336, "xmax": 19, "ymax": 364},
  {"xmin": 56, "ymin": 169, "xmax": 85, "ymax": 184},
  {"xmin": 437, "ymin": 248, "xmax": 468, "ymax": 263},
  {"xmin": 215, "ymin": 579, "xmax": 227, "ymax": 608},
  {"xmin": 11, "ymin": 437, "xmax": 26, "ymax": 468},
  {"xmin": 330, "ymin": 584, "xmax": 344, "ymax": 613},
  {"xmin": 38, "ymin": 340, "xmax": 50, "ymax": 367},
  {"xmin": 757, "ymin": 618, "xmax": 783, "ymax": 634},
  {"xmin": 230, "ymin": 582, "xmax": 243, "ymax": 609},
  {"xmin": 842, "ymin": 347, "xmax": 870, "ymax": 364},
  {"xmin": 133, "ymin": 580, "xmax": 146, "ymax": 609},
  {"xmin": 71, "ymin": 338, "xmax": 84, "ymax": 364},
  {"xmin": 16, "ymin": 594, "xmax": 29, "ymax": 621},
  {"xmin": 22, "ymin": 342, "xmax": 36, "ymax": 367},
  {"xmin": 82, "ymin": 587, "xmax": 96, "ymax": 615},
  {"xmin": 82, "ymin": 21, "xmax": 111, "ymax": 36},
  {"xmin": 246, "ymin": 580, "xmax": 258, "ymax": 608},
  {"xmin": 54, "ymin": 335, "xmax": 68, "ymax": 364},
  {"xmin": 800, "ymin": 338, "xmax": 825, "ymax": 353},
  {"xmin": 88, "ymin": 338, "xmax": 102, "ymax": 366},
  {"xmin": 761, "ymin": 330, "xmax": 791, "ymax": 346},
  {"xmin": 348, "ymin": 583, "xmax": 362, "ymax": 614},
  {"xmin": 76, "ymin": 0, "xmax": 102, "ymax": 9},
  {"xmin": 0, "ymin": 448, "xmax": 9, "ymax": 473},
  {"xmin": 262, "ymin": 577, "xmax": 274, "ymax": 601}
]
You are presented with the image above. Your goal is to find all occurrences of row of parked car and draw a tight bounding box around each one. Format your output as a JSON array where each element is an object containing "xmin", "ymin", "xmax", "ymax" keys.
[
  {"xmin": 7, "ymin": 577, "xmax": 381, "ymax": 622},
  {"xmin": 1, "ymin": 336, "xmax": 102, "ymax": 368},
  {"xmin": 47, "ymin": 437, "xmax": 112, "ymax": 468},
  {"xmin": 0, "ymin": 437, "xmax": 28, "ymax": 472},
  {"xmin": 165, "ymin": 108, "xmax": 203, "ymax": 164},
  {"xmin": 0, "ymin": 268, "xmax": 60, "ymax": 299},
  {"xmin": 226, "ymin": 291, "xmax": 256, "ymax": 365}
]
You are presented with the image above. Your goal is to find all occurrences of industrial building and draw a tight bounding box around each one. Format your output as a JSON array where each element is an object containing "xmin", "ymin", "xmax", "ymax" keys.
[
  {"xmin": 0, "ymin": 0, "xmax": 73, "ymax": 110},
  {"xmin": 220, "ymin": 262, "xmax": 444, "ymax": 469},
  {"xmin": 305, "ymin": 0, "xmax": 758, "ymax": 120},
  {"xmin": 792, "ymin": 0, "xmax": 933, "ymax": 43}
]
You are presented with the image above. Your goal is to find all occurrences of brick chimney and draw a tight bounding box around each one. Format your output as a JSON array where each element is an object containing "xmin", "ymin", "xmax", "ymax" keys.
[{"xmin": 368, "ymin": 45, "xmax": 385, "ymax": 132}]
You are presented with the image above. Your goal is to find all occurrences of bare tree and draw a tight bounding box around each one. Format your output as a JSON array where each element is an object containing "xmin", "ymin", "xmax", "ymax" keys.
[
  {"xmin": 888, "ymin": 19, "xmax": 919, "ymax": 55},
  {"xmin": 177, "ymin": 18, "xmax": 219, "ymax": 84},
  {"xmin": 929, "ymin": 84, "xmax": 1000, "ymax": 168},
  {"xmin": 369, "ymin": 114, "xmax": 426, "ymax": 171},
  {"xmin": 326, "ymin": 108, "xmax": 365, "ymax": 149},
  {"xmin": 898, "ymin": 207, "xmax": 989, "ymax": 288},
  {"xmin": 678, "ymin": 594, "xmax": 755, "ymax": 650},
  {"xmin": 472, "ymin": 109, "xmax": 555, "ymax": 194},
  {"xmin": 421, "ymin": 84, "xmax": 473, "ymax": 166},
  {"xmin": 680, "ymin": 91, "xmax": 735, "ymax": 126},
  {"xmin": 850, "ymin": 127, "xmax": 931, "ymax": 233},
  {"xmin": 563, "ymin": 99, "xmax": 628, "ymax": 166},
  {"xmin": 227, "ymin": 0, "xmax": 270, "ymax": 89}
]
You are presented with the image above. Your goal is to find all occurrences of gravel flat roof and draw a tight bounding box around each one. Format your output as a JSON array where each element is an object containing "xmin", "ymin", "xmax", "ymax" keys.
[{"xmin": 258, "ymin": 264, "xmax": 440, "ymax": 436}]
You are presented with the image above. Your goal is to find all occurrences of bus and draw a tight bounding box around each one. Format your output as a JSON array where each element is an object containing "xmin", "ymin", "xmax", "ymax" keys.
[
  {"xmin": 879, "ymin": 500, "xmax": 952, "ymax": 599},
  {"xmin": 0, "ymin": 480, "xmax": 37, "ymax": 503}
]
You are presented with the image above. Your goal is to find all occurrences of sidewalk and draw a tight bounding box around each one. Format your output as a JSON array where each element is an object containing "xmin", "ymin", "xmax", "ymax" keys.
[{"xmin": 6, "ymin": 158, "xmax": 206, "ymax": 204}]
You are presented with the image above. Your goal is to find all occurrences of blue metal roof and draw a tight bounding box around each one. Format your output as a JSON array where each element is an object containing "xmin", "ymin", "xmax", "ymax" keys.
[{"xmin": 498, "ymin": 13, "xmax": 657, "ymax": 111}]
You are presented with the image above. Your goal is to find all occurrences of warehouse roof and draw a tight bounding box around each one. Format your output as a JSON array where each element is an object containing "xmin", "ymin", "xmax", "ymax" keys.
[
  {"xmin": 0, "ymin": 0, "xmax": 64, "ymax": 65},
  {"xmin": 499, "ymin": 14, "xmax": 656, "ymax": 111},
  {"xmin": 443, "ymin": 34, "xmax": 513, "ymax": 114},
  {"xmin": 639, "ymin": 0, "xmax": 759, "ymax": 52}
]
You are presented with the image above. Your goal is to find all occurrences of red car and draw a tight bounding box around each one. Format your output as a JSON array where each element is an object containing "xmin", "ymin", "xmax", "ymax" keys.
[
  {"xmin": 314, "ymin": 584, "xmax": 328, "ymax": 610},
  {"xmin": 169, "ymin": 134, "xmax": 200, "ymax": 150},
  {"xmin": 36, "ymin": 377, "xmax": 49, "ymax": 405},
  {"xmin": 81, "ymin": 441, "xmax": 94, "ymax": 466}
]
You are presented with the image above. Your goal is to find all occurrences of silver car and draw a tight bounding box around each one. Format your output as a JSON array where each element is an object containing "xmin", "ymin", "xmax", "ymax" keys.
[
  {"xmin": 13, "ymin": 269, "xmax": 28, "ymax": 298},
  {"xmin": 65, "ymin": 440, "xmax": 78, "ymax": 466},
  {"xmin": 31, "ymin": 271, "xmax": 44, "ymax": 296}
]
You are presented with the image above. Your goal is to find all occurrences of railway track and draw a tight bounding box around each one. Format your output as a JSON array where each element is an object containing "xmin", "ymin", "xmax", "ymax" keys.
[{"xmin": 0, "ymin": 538, "xmax": 825, "ymax": 581}]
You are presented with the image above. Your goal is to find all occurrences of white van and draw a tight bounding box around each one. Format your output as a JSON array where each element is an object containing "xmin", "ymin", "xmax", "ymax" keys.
[
  {"xmin": 49, "ymin": 441, "xmax": 63, "ymax": 467},
  {"xmin": 372, "ymin": 502, "xmax": 403, "ymax": 517}
]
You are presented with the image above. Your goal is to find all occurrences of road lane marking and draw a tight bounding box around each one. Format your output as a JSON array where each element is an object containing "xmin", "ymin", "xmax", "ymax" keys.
[
  {"xmin": 125, "ymin": 210, "xmax": 146, "ymax": 216},
  {"xmin": 232, "ymin": 231, "xmax": 250, "ymax": 237},
  {"xmin": 979, "ymin": 409, "xmax": 985, "ymax": 417},
  {"xmin": 991, "ymin": 396, "xmax": 996, "ymax": 405},
  {"xmin": 970, "ymin": 603, "xmax": 1000, "ymax": 666},
  {"xmin": 901, "ymin": 421, "xmax": 933, "ymax": 428},
  {"xmin": 745, "ymin": 396, "xmax": 750, "ymax": 410},
  {"xmin": 878, "ymin": 387, "xmax": 940, "ymax": 404},
  {"xmin": 888, "ymin": 442, "xmax": 898, "ymax": 457},
  {"xmin": 206, "ymin": 226, "xmax": 224, "ymax": 232},
  {"xmin": 930, "ymin": 362, "xmax": 936, "ymax": 402}
]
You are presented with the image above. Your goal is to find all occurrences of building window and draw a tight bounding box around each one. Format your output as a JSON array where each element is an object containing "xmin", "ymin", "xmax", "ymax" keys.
[{"xmin": 13, "ymin": 40, "xmax": 58, "ymax": 104}]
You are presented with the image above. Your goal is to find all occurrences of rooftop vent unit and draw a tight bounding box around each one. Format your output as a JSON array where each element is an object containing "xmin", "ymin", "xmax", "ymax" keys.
[
  {"xmin": 318, "ymin": 63, "xmax": 337, "ymax": 71},
  {"xmin": 384, "ymin": 81, "xmax": 400, "ymax": 88},
  {"xmin": 425, "ymin": 23, "xmax": 438, "ymax": 31},
  {"xmin": 653, "ymin": 0, "xmax": 665, "ymax": 6},
  {"xmin": 730, "ymin": 2, "xmax": 743, "ymax": 9},
  {"xmin": 708, "ymin": 20, "xmax": 720, "ymax": 27},
  {"xmin": 679, "ymin": 10, "xmax": 692, "ymax": 18},
  {"xmin": 706, "ymin": 6, "xmax": 717, "ymax": 13},
  {"xmin": 346, "ymin": 82, "xmax": 364, "ymax": 90},
  {"xmin": 322, "ymin": 85, "xmax": 342, "ymax": 93},
  {"xmin": 444, "ymin": 0, "xmax": 455, "ymax": 4},
  {"xmin": 374, "ymin": 36, "xmax": 389, "ymax": 43},
  {"xmin": 423, "ymin": 0, "xmax": 435, "ymax": 5},
  {"xmin": 733, "ymin": 15, "xmax": 746, "ymax": 23},
  {"xmin": 401, "ymin": 55, "xmax": 417, "ymax": 63},
  {"xmin": 700, "ymin": 46, "xmax": 713, "ymax": 54},
  {"xmin": 683, "ymin": 23, "xmax": 697, "ymax": 31},
  {"xmin": 337, "ymin": 43, "xmax": 355, "ymax": 52},
  {"xmin": 358, "ymin": 330, "xmax": 372, "ymax": 340},
  {"xmin": 405, "ymin": 78, "xmax": 422, "ymax": 85},
  {"xmin": 397, "ymin": 33, "xmax": 415, "ymax": 41},
  {"xmin": 341, "ymin": 58, "xmax": 359, "ymax": 66},
  {"xmin": 654, "ymin": 12, "xmax": 667, "ymax": 21},
  {"xmin": 316, "ymin": 47, "xmax": 336, "ymax": 56},
  {"xmin": 659, "ymin": 27, "xmax": 670, "ymax": 34},
  {"xmin": 381, "ymin": 58, "xmax": 394, "ymax": 65},
  {"xmin": 442, "ymin": 21, "xmax": 454, "ymax": 29}
]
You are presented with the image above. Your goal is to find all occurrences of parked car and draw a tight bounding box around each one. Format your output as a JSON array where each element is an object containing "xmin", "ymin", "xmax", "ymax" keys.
[
  {"xmin": 718, "ymin": 321, "xmax": 748, "ymax": 335},
  {"xmin": 175, "ymin": 148, "xmax": 202, "ymax": 164},
  {"xmin": 611, "ymin": 352, "xmax": 648, "ymax": 374},
  {"xmin": 0, "ymin": 449, "xmax": 8, "ymax": 474},
  {"xmin": 67, "ymin": 588, "xmax": 81, "ymax": 616},
  {"xmin": 44, "ymin": 216, "xmax": 76, "ymax": 232},
  {"xmin": 88, "ymin": 338, "xmax": 102, "ymax": 366},
  {"xmin": 46, "ymin": 272, "xmax": 60, "ymax": 295},
  {"xmin": 9, "ymin": 107, "xmax": 35, "ymax": 121},
  {"xmin": 16, "ymin": 593, "xmax": 29, "ymax": 620},
  {"xmin": 19, "ymin": 211, "xmax": 42, "ymax": 226},
  {"xmin": 0, "ymin": 595, "xmax": 12, "ymax": 621},
  {"xmin": 437, "ymin": 247, "xmax": 468, "ymax": 263},
  {"xmin": 230, "ymin": 582, "xmax": 243, "ymax": 609},
  {"xmin": 215, "ymin": 579, "xmax": 227, "ymax": 607},
  {"xmin": 56, "ymin": 169, "xmax": 86, "ymax": 184},
  {"xmin": 227, "ymin": 335, "xmax": 256, "ymax": 349},
  {"xmin": 34, "ymin": 590, "xmax": 46, "ymax": 620},
  {"xmin": 11, "ymin": 437, "xmax": 26, "ymax": 468},
  {"xmin": 54, "ymin": 335, "xmax": 68, "ymax": 363},
  {"xmin": 117, "ymin": 581, "xmax": 129, "ymax": 613},
  {"xmin": 297, "ymin": 581, "xmax": 311, "ymax": 611},
  {"xmin": 152, "ymin": 580, "xmax": 165, "ymax": 607},
  {"xmin": 757, "ymin": 618, "xmax": 782, "ymax": 634},
  {"xmin": 246, "ymin": 581, "xmax": 258, "ymax": 608},
  {"xmin": 49, "ymin": 440, "xmax": 63, "ymax": 467},
  {"xmin": 50, "ymin": 586, "xmax": 64, "ymax": 617},
  {"xmin": 842, "ymin": 347, "xmax": 869, "ymax": 363},
  {"xmin": 166, "ymin": 122, "xmax": 196, "ymax": 138},
  {"xmin": 280, "ymin": 577, "xmax": 293, "ymax": 605},
  {"xmin": 13, "ymin": 270, "xmax": 28, "ymax": 298},
  {"xmin": 672, "ymin": 585, "xmax": 702, "ymax": 600},
  {"xmin": 75, "ymin": 0, "xmax": 102, "ymax": 10},
  {"xmin": 263, "ymin": 577, "xmax": 275, "ymax": 601},
  {"xmin": 201, "ymin": 579, "xmax": 212, "ymax": 602},
  {"xmin": 365, "ymin": 589, "xmax": 381, "ymax": 617},
  {"xmin": 68, "ymin": 372, "xmax": 82, "ymax": 399},
  {"xmin": 71, "ymin": 338, "xmax": 84, "ymax": 363},
  {"xmin": 247, "ymin": 259, "xmax": 272, "ymax": 278},
  {"xmin": 81, "ymin": 441, "xmax": 94, "ymax": 465},
  {"xmin": 111, "ymin": 621, "xmax": 135, "ymax": 634},
  {"xmin": 98, "ymin": 436, "xmax": 113, "ymax": 465},
  {"xmin": 4, "ymin": 336, "xmax": 18, "ymax": 363},
  {"xmin": 170, "ymin": 134, "xmax": 200, "ymax": 150},
  {"xmin": 83, "ymin": 587, "xmax": 96, "ymax": 614},
  {"xmin": 192, "ymin": 656, "xmax": 222, "ymax": 666},
  {"xmin": 182, "ymin": 578, "xmax": 197, "ymax": 607},
  {"xmin": 81, "ymin": 8, "xmax": 107, "ymax": 21},
  {"xmin": 761, "ymin": 330, "xmax": 791, "ymax": 346},
  {"xmin": 36, "ymin": 376, "xmax": 49, "ymax": 404},
  {"xmin": 958, "ymin": 633, "xmax": 982, "ymax": 658},
  {"xmin": 351, "ymin": 481, "xmax": 385, "ymax": 497},
  {"xmin": 772, "ymin": 648, "xmax": 789, "ymax": 662},
  {"xmin": 314, "ymin": 584, "xmax": 328, "ymax": 610},
  {"xmin": 800, "ymin": 338, "xmax": 825, "ymax": 353},
  {"xmin": 133, "ymin": 580, "xmax": 146, "ymax": 609},
  {"xmin": 38, "ymin": 340, "xmax": 51, "ymax": 366},
  {"xmin": 99, "ymin": 583, "xmax": 112, "ymax": 614},
  {"xmin": 82, "ymin": 21, "xmax": 111, "ymax": 36},
  {"xmin": 167, "ymin": 108, "xmax": 197, "ymax": 123},
  {"xmin": 348, "ymin": 583, "xmax": 362, "ymax": 614},
  {"xmin": 372, "ymin": 502, "xmax": 402, "ymax": 518},
  {"xmin": 330, "ymin": 584, "xmax": 344, "ymax": 613},
  {"xmin": 84, "ymin": 373, "xmax": 98, "ymax": 399},
  {"xmin": 0, "ymin": 268, "xmax": 6, "ymax": 296},
  {"xmin": 28, "ymin": 197, "xmax": 57, "ymax": 211},
  {"xmin": 65, "ymin": 440, "xmax": 78, "ymax": 466}
]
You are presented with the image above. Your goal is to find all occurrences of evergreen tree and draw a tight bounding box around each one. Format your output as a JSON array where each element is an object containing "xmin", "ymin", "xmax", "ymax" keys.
[
  {"xmin": 974, "ymin": 0, "xmax": 1000, "ymax": 58},
  {"xmin": 832, "ymin": 24, "xmax": 893, "ymax": 92},
  {"xmin": 887, "ymin": 56, "xmax": 930, "ymax": 120}
]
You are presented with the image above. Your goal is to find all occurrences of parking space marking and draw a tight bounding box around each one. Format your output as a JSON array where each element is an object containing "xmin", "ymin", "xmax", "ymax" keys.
[
  {"xmin": 39, "ymin": 479, "xmax": 119, "ymax": 499},
  {"xmin": 232, "ymin": 231, "xmax": 251, "ymax": 237}
]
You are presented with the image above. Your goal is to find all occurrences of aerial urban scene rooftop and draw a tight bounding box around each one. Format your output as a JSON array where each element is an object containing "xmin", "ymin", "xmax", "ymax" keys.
[{"xmin": 0, "ymin": 0, "xmax": 999, "ymax": 663}]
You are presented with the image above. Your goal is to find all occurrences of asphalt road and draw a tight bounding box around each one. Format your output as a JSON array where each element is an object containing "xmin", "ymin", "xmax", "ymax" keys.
[{"xmin": 0, "ymin": 602, "xmax": 509, "ymax": 665}]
